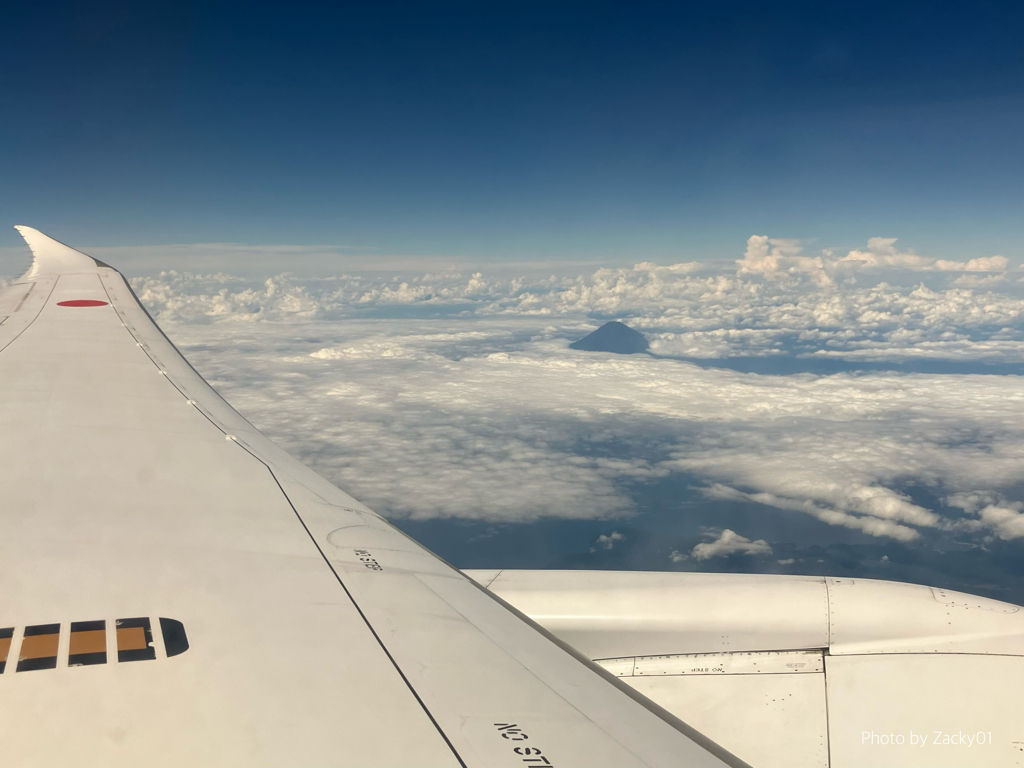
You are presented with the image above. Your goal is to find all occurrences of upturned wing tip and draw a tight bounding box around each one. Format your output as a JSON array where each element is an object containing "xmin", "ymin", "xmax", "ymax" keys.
[{"xmin": 14, "ymin": 225, "xmax": 111, "ymax": 276}]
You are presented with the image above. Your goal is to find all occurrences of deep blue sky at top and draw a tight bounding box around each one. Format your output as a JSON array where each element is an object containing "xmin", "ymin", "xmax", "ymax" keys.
[{"xmin": 1, "ymin": 1, "xmax": 1021, "ymax": 263}]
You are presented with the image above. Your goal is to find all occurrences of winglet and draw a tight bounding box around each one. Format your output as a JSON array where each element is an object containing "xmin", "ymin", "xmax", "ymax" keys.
[{"xmin": 14, "ymin": 226, "xmax": 110, "ymax": 279}]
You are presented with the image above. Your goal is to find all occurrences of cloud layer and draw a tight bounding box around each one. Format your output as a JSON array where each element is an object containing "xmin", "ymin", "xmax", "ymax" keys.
[
  {"xmin": 10, "ymin": 233, "xmax": 1018, "ymax": 553},
  {"xmin": 135, "ymin": 247, "xmax": 1024, "ymax": 550},
  {"xmin": 129, "ymin": 234, "xmax": 1024, "ymax": 367}
]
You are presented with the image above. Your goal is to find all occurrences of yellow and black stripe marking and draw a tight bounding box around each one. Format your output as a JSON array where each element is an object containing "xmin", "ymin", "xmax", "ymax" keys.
[
  {"xmin": 116, "ymin": 617, "xmax": 155, "ymax": 663},
  {"xmin": 69, "ymin": 620, "xmax": 107, "ymax": 667},
  {"xmin": 0, "ymin": 618, "xmax": 187, "ymax": 674},
  {"xmin": 18, "ymin": 624, "xmax": 60, "ymax": 672}
]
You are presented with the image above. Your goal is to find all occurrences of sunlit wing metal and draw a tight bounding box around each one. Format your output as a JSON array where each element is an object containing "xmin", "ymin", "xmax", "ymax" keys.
[
  {"xmin": 0, "ymin": 227, "xmax": 745, "ymax": 767},
  {"xmin": 467, "ymin": 569, "xmax": 1024, "ymax": 768}
]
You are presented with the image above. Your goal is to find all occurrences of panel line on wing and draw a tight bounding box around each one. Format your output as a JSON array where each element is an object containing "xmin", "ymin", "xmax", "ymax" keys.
[
  {"xmin": 0, "ymin": 276, "xmax": 58, "ymax": 355},
  {"xmin": 266, "ymin": 470, "xmax": 470, "ymax": 768}
]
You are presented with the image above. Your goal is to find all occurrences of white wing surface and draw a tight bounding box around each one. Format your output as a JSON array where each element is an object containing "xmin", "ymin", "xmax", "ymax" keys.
[{"xmin": 0, "ymin": 227, "xmax": 745, "ymax": 767}]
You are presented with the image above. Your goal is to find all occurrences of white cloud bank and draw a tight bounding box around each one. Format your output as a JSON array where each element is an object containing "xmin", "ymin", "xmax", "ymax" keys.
[
  {"xmin": 156, "ymin": 311, "xmax": 1024, "ymax": 545},
  {"xmin": 128, "ymin": 233, "xmax": 1024, "ymax": 365},
  {"xmin": 738, "ymin": 235, "xmax": 1012, "ymax": 285},
  {"xmin": 946, "ymin": 493, "xmax": 1024, "ymax": 540},
  {"xmin": 46, "ymin": 231, "xmax": 1018, "ymax": 548}
]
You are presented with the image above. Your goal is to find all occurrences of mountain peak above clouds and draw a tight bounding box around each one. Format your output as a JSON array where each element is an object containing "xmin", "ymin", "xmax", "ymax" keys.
[{"xmin": 569, "ymin": 321, "xmax": 650, "ymax": 354}]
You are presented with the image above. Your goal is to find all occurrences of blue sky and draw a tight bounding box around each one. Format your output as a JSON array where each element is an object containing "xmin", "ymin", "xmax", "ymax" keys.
[{"xmin": 1, "ymin": 1, "xmax": 1021, "ymax": 262}]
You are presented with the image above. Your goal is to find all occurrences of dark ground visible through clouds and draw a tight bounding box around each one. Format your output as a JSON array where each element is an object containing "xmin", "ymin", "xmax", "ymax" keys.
[{"xmin": 393, "ymin": 470, "xmax": 1024, "ymax": 606}]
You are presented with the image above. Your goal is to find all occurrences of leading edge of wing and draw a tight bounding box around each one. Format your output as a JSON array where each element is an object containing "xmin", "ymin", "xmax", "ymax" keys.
[{"xmin": 10, "ymin": 227, "xmax": 749, "ymax": 768}]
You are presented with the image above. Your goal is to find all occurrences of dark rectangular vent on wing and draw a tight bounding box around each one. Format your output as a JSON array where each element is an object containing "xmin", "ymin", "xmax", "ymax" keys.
[{"xmin": 160, "ymin": 618, "xmax": 189, "ymax": 657}]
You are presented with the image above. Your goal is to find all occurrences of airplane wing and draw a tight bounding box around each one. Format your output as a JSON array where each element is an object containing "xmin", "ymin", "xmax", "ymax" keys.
[{"xmin": 0, "ymin": 227, "xmax": 746, "ymax": 767}]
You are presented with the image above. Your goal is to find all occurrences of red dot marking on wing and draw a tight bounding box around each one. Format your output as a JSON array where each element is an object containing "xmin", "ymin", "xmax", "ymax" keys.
[{"xmin": 56, "ymin": 300, "xmax": 109, "ymax": 307}]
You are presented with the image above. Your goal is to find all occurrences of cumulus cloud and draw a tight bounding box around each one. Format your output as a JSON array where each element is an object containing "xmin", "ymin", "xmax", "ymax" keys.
[
  {"xmin": 840, "ymin": 237, "xmax": 933, "ymax": 269},
  {"xmin": 678, "ymin": 529, "xmax": 773, "ymax": 561},
  {"xmin": 935, "ymin": 255, "xmax": 1010, "ymax": 272},
  {"xmin": 731, "ymin": 234, "xmax": 1011, "ymax": 286},
  {"xmin": 946, "ymin": 493, "xmax": 1024, "ymax": 540},
  {"xmin": 132, "ymin": 273, "xmax": 322, "ymax": 323},
  {"xmin": 590, "ymin": 531, "xmax": 627, "ymax": 552},
  {"xmin": 978, "ymin": 506, "xmax": 1024, "ymax": 540},
  {"xmin": 737, "ymin": 235, "xmax": 831, "ymax": 285},
  {"xmin": 840, "ymin": 239, "xmax": 1009, "ymax": 273}
]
